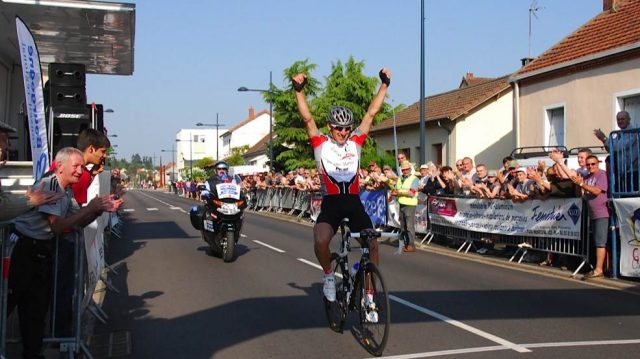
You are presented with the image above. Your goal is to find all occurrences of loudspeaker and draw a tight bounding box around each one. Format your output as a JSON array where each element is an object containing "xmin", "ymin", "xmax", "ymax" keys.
[
  {"xmin": 48, "ymin": 63, "xmax": 86, "ymax": 87},
  {"xmin": 50, "ymin": 108, "xmax": 91, "ymax": 154},
  {"xmin": 48, "ymin": 86, "xmax": 86, "ymax": 110}
]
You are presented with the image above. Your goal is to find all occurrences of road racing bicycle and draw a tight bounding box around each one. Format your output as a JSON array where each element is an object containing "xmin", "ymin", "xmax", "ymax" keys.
[{"xmin": 324, "ymin": 220, "xmax": 393, "ymax": 356}]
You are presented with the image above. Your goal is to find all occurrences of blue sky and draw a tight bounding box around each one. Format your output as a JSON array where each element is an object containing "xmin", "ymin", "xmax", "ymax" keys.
[{"xmin": 87, "ymin": 0, "xmax": 603, "ymax": 161}]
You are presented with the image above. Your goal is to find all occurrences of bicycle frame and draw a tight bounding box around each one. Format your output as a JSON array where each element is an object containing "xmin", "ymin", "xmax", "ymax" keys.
[{"xmin": 335, "ymin": 222, "xmax": 375, "ymax": 310}]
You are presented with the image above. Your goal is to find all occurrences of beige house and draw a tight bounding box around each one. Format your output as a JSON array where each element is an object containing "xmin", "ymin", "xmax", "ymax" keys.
[
  {"xmin": 242, "ymin": 133, "xmax": 271, "ymax": 169},
  {"xmin": 511, "ymin": 0, "xmax": 640, "ymax": 149},
  {"xmin": 370, "ymin": 73, "xmax": 513, "ymax": 168},
  {"xmin": 219, "ymin": 107, "xmax": 271, "ymax": 160}
]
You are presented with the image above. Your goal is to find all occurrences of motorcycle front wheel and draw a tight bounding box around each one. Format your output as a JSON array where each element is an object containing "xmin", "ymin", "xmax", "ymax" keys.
[{"xmin": 222, "ymin": 230, "xmax": 236, "ymax": 262}]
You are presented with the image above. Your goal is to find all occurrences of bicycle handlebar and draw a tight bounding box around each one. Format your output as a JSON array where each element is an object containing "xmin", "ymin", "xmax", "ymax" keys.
[{"xmin": 349, "ymin": 232, "xmax": 398, "ymax": 239}]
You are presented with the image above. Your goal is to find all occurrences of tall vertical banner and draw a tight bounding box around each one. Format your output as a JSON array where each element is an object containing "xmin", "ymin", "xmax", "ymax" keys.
[
  {"xmin": 16, "ymin": 17, "xmax": 49, "ymax": 180},
  {"xmin": 82, "ymin": 171, "xmax": 110, "ymax": 308},
  {"xmin": 612, "ymin": 197, "xmax": 640, "ymax": 277}
]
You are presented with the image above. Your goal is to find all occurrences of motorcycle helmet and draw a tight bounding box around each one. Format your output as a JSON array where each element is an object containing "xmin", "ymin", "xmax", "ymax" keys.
[
  {"xmin": 327, "ymin": 106, "xmax": 354, "ymax": 127},
  {"xmin": 214, "ymin": 161, "xmax": 229, "ymax": 170}
]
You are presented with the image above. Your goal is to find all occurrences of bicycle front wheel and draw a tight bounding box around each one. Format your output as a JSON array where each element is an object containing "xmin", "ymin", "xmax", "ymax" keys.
[{"xmin": 356, "ymin": 263, "xmax": 390, "ymax": 356}]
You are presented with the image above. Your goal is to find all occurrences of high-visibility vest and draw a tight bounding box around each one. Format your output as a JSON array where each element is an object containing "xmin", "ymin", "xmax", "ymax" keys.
[{"xmin": 396, "ymin": 174, "xmax": 418, "ymax": 206}]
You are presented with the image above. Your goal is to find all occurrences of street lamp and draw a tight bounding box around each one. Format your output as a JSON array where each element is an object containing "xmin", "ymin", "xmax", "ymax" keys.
[
  {"xmin": 176, "ymin": 136, "xmax": 193, "ymax": 179},
  {"xmin": 196, "ymin": 112, "xmax": 225, "ymax": 160},
  {"xmin": 161, "ymin": 144, "xmax": 177, "ymax": 182},
  {"xmin": 238, "ymin": 70, "xmax": 274, "ymax": 170}
]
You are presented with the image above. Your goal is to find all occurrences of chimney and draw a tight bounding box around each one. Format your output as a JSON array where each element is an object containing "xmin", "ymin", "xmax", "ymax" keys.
[
  {"xmin": 520, "ymin": 57, "xmax": 534, "ymax": 67},
  {"xmin": 465, "ymin": 72, "xmax": 474, "ymax": 80},
  {"xmin": 604, "ymin": 0, "xmax": 625, "ymax": 11},
  {"xmin": 248, "ymin": 106, "xmax": 255, "ymax": 119}
]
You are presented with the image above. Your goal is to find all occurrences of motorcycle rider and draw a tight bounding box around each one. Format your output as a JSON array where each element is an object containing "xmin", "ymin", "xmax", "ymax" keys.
[{"xmin": 204, "ymin": 161, "xmax": 242, "ymax": 195}]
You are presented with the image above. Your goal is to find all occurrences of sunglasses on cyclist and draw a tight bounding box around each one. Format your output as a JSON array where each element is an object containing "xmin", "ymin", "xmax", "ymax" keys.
[{"xmin": 331, "ymin": 125, "xmax": 352, "ymax": 132}]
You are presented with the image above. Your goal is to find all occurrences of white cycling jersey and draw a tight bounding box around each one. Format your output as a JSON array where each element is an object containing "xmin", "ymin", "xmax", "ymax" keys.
[{"xmin": 310, "ymin": 129, "xmax": 366, "ymax": 196}]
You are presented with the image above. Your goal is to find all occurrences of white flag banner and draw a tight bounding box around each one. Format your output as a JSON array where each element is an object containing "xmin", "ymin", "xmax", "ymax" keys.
[
  {"xmin": 16, "ymin": 17, "xmax": 49, "ymax": 180},
  {"xmin": 82, "ymin": 172, "xmax": 110, "ymax": 308},
  {"xmin": 612, "ymin": 197, "xmax": 640, "ymax": 277}
]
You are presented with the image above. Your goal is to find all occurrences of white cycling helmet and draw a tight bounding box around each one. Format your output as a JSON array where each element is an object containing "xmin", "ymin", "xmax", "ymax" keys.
[{"xmin": 327, "ymin": 106, "xmax": 354, "ymax": 127}]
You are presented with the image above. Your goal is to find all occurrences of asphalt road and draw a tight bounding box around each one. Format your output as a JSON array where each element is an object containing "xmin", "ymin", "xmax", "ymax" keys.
[{"xmin": 94, "ymin": 189, "xmax": 640, "ymax": 359}]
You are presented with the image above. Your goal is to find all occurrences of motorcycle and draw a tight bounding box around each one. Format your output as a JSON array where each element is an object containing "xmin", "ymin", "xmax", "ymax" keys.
[{"xmin": 190, "ymin": 181, "xmax": 246, "ymax": 262}]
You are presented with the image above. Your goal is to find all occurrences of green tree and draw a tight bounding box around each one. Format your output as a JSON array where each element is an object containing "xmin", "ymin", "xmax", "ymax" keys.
[
  {"xmin": 272, "ymin": 57, "xmax": 399, "ymax": 172},
  {"xmin": 225, "ymin": 145, "xmax": 249, "ymax": 166},
  {"xmin": 194, "ymin": 156, "xmax": 215, "ymax": 169},
  {"xmin": 271, "ymin": 59, "xmax": 319, "ymax": 171}
]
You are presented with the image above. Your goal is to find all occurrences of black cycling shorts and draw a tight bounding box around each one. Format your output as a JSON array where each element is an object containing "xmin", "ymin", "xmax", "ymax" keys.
[{"xmin": 316, "ymin": 194, "xmax": 372, "ymax": 234}]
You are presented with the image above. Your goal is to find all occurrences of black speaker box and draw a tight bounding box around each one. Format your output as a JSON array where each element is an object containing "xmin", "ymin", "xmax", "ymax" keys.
[
  {"xmin": 50, "ymin": 109, "xmax": 91, "ymax": 154},
  {"xmin": 49, "ymin": 85, "xmax": 87, "ymax": 110},
  {"xmin": 48, "ymin": 63, "xmax": 86, "ymax": 87}
]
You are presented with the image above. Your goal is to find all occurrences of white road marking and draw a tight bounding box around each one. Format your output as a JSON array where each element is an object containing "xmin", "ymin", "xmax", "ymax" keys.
[
  {"xmin": 524, "ymin": 338, "xmax": 640, "ymax": 349},
  {"xmin": 137, "ymin": 191, "xmax": 174, "ymax": 206},
  {"xmin": 147, "ymin": 208, "xmax": 158, "ymax": 211},
  {"xmin": 297, "ymin": 257, "xmax": 530, "ymax": 354},
  {"xmin": 138, "ymin": 191, "xmax": 190, "ymax": 214},
  {"xmin": 375, "ymin": 339, "xmax": 640, "ymax": 358},
  {"xmin": 240, "ymin": 234, "xmax": 247, "ymax": 238},
  {"xmin": 375, "ymin": 345, "xmax": 506, "ymax": 358},
  {"xmin": 389, "ymin": 295, "xmax": 530, "ymax": 353},
  {"xmin": 297, "ymin": 258, "xmax": 322, "ymax": 270},
  {"xmin": 253, "ymin": 240, "xmax": 285, "ymax": 253},
  {"xmin": 123, "ymin": 209, "xmax": 135, "ymax": 212}
]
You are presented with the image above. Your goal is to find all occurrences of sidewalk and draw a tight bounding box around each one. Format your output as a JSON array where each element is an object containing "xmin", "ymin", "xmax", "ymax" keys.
[{"xmin": 247, "ymin": 208, "xmax": 640, "ymax": 294}]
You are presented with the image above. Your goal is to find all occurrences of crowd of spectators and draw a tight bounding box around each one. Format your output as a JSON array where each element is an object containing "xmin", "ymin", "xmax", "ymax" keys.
[{"xmin": 229, "ymin": 146, "xmax": 601, "ymax": 203}]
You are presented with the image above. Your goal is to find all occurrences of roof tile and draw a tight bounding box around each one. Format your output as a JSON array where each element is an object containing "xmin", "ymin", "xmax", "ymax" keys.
[{"xmin": 372, "ymin": 75, "xmax": 511, "ymax": 132}]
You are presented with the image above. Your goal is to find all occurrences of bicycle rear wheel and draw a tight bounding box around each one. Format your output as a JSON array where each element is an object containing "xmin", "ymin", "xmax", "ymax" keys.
[
  {"xmin": 356, "ymin": 263, "xmax": 390, "ymax": 357},
  {"xmin": 324, "ymin": 253, "xmax": 348, "ymax": 332}
]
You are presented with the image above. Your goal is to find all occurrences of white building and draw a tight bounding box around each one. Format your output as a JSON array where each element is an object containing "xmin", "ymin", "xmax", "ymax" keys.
[
  {"xmin": 175, "ymin": 127, "xmax": 226, "ymax": 179},
  {"xmin": 220, "ymin": 107, "xmax": 271, "ymax": 161}
]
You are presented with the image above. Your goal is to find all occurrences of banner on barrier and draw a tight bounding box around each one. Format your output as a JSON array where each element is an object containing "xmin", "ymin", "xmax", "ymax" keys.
[
  {"xmin": 428, "ymin": 196, "xmax": 582, "ymax": 240},
  {"xmin": 385, "ymin": 202, "xmax": 429, "ymax": 234},
  {"xmin": 612, "ymin": 197, "xmax": 640, "ymax": 277},
  {"xmin": 82, "ymin": 172, "xmax": 110, "ymax": 307},
  {"xmin": 360, "ymin": 190, "xmax": 387, "ymax": 226}
]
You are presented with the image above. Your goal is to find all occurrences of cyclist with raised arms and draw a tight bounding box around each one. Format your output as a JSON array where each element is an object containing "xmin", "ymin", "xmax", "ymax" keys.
[{"xmin": 292, "ymin": 68, "xmax": 391, "ymax": 302}]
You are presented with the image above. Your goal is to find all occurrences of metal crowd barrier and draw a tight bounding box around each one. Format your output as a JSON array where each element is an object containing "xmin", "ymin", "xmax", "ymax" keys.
[
  {"xmin": 251, "ymin": 188, "xmax": 316, "ymax": 218},
  {"xmin": 251, "ymin": 186, "xmax": 597, "ymax": 277},
  {"xmin": 0, "ymin": 210, "xmax": 124, "ymax": 358},
  {"xmin": 427, "ymin": 200, "xmax": 591, "ymax": 277},
  {"xmin": 608, "ymin": 127, "xmax": 640, "ymax": 279}
]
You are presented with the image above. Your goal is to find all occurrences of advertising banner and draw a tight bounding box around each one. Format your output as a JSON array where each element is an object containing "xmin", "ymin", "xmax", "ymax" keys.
[
  {"xmin": 612, "ymin": 197, "xmax": 640, "ymax": 277},
  {"xmin": 427, "ymin": 196, "xmax": 582, "ymax": 240},
  {"xmin": 82, "ymin": 172, "xmax": 110, "ymax": 307},
  {"xmin": 360, "ymin": 190, "xmax": 387, "ymax": 226},
  {"xmin": 16, "ymin": 17, "xmax": 49, "ymax": 180}
]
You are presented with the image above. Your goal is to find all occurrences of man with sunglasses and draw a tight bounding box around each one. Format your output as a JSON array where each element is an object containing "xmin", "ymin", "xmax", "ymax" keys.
[
  {"xmin": 572, "ymin": 155, "xmax": 609, "ymax": 279},
  {"xmin": 292, "ymin": 68, "xmax": 391, "ymax": 302}
]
